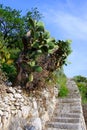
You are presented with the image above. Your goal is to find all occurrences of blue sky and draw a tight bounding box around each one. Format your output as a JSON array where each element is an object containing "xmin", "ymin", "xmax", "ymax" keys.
[{"xmin": 1, "ymin": 0, "xmax": 87, "ymax": 77}]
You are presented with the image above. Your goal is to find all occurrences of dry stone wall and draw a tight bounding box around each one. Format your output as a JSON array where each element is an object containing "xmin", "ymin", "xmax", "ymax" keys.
[{"xmin": 0, "ymin": 83, "xmax": 58, "ymax": 130}]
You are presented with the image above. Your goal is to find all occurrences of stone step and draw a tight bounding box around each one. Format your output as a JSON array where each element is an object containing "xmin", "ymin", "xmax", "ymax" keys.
[
  {"xmin": 55, "ymin": 109, "xmax": 82, "ymax": 114},
  {"xmin": 47, "ymin": 128, "xmax": 78, "ymax": 130},
  {"xmin": 57, "ymin": 102, "xmax": 81, "ymax": 105},
  {"xmin": 51, "ymin": 117, "xmax": 80, "ymax": 123},
  {"xmin": 58, "ymin": 98, "xmax": 81, "ymax": 103},
  {"xmin": 56, "ymin": 104, "xmax": 81, "ymax": 109},
  {"xmin": 56, "ymin": 105, "xmax": 81, "ymax": 109},
  {"xmin": 47, "ymin": 122, "xmax": 80, "ymax": 129},
  {"xmin": 45, "ymin": 79, "xmax": 86, "ymax": 130},
  {"xmin": 69, "ymin": 110, "xmax": 82, "ymax": 113},
  {"xmin": 54, "ymin": 113, "xmax": 81, "ymax": 118}
]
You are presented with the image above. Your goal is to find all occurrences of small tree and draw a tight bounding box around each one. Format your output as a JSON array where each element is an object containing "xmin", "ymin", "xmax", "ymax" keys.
[
  {"xmin": 14, "ymin": 18, "xmax": 72, "ymax": 88},
  {"xmin": 0, "ymin": 4, "xmax": 42, "ymax": 48}
]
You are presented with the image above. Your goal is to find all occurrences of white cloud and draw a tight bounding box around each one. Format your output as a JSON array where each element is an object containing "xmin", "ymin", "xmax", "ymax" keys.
[
  {"xmin": 43, "ymin": 9, "xmax": 87, "ymax": 41},
  {"xmin": 42, "ymin": 0, "xmax": 87, "ymax": 77}
]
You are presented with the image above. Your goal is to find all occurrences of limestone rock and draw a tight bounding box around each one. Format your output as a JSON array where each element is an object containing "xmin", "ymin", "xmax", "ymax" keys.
[
  {"xmin": 30, "ymin": 118, "xmax": 42, "ymax": 130},
  {"xmin": 24, "ymin": 125, "xmax": 36, "ymax": 130},
  {"xmin": 0, "ymin": 110, "xmax": 3, "ymax": 116},
  {"xmin": 16, "ymin": 89, "xmax": 22, "ymax": 93},
  {"xmin": 17, "ymin": 126, "xmax": 23, "ymax": 130},
  {"xmin": 6, "ymin": 82, "xmax": 12, "ymax": 86},
  {"xmin": 14, "ymin": 93, "xmax": 22, "ymax": 99},
  {"xmin": 2, "ymin": 115, "xmax": 9, "ymax": 129},
  {"xmin": 21, "ymin": 106, "xmax": 30, "ymax": 118},
  {"xmin": 30, "ymin": 109, "xmax": 39, "ymax": 117},
  {"xmin": 41, "ymin": 111, "xmax": 49, "ymax": 122},
  {"xmin": 0, "ymin": 116, "xmax": 1, "ymax": 122},
  {"xmin": 20, "ymin": 98, "xmax": 24, "ymax": 102},
  {"xmin": 32, "ymin": 99, "xmax": 37, "ymax": 110},
  {"xmin": 16, "ymin": 110, "xmax": 22, "ymax": 118},
  {"xmin": 7, "ymin": 87, "xmax": 15, "ymax": 94},
  {"xmin": 0, "ymin": 122, "xmax": 2, "ymax": 129}
]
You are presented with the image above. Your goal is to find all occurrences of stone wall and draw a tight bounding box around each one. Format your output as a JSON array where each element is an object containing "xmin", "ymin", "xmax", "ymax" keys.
[{"xmin": 0, "ymin": 83, "xmax": 58, "ymax": 130}]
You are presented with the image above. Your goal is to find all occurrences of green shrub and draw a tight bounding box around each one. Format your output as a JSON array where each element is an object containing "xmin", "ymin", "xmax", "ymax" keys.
[
  {"xmin": 77, "ymin": 82, "xmax": 87, "ymax": 104},
  {"xmin": 58, "ymin": 86, "xmax": 69, "ymax": 97},
  {"xmin": 73, "ymin": 76, "xmax": 87, "ymax": 104},
  {"xmin": 58, "ymin": 75, "xmax": 68, "ymax": 97},
  {"xmin": 73, "ymin": 75, "xmax": 87, "ymax": 83},
  {"xmin": 0, "ymin": 38, "xmax": 18, "ymax": 82},
  {"xmin": 1, "ymin": 63, "xmax": 17, "ymax": 82},
  {"xmin": 52, "ymin": 68, "xmax": 69, "ymax": 97}
]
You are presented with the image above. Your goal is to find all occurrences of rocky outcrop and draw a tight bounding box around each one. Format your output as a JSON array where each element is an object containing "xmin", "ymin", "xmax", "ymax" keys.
[
  {"xmin": 46, "ymin": 79, "xmax": 86, "ymax": 130},
  {"xmin": 0, "ymin": 84, "xmax": 58, "ymax": 130}
]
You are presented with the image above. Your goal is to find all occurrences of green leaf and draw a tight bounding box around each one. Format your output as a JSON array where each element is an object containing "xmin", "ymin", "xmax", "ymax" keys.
[
  {"xmin": 34, "ymin": 32, "xmax": 39, "ymax": 39},
  {"xmin": 29, "ymin": 18, "xmax": 35, "ymax": 28},
  {"xmin": 28, "ymin": 61, "xmax": 35, "ymax": 66},
  {"xmin": 43, "ymin": 30, "xmax": 50, "ymax": 39},
  {"xmin": 41, "ymin": 46, "xmax": 48, "ymax": 53},
  {"xmin": 47, "ymin": 42, "xmax": 55, "ymax": 48},
  {"xmin": 33, "ymin": 42, "xmax": 39, "ymax": 48},
  {"xmin": 37, "ymin": 50, "xmax": 42, "ymax": 54},
  {"xmin": 47, "ymin": 38, "xmax": 55, "ymax": 43},
  {"xmin": 49, "ymin": 46, "xmax": 54, "ymax": 49},
  {"xmin": 1, "ymin": 58, "xmax": 5, "ymax": 63},
  {"xmin": 28, "ymin": 73, "xmax": 33, "ymax": 82},
  {"xmin": 66, "ymin": 39, "xmax": 72, "ymax": 44},
  {"xmin": 33, "ymin": 65, "xmax": 42, "ymax": 72},
  {"xmin": 36, "ymin": 21, "xmax": 44, "ymax": 32}
]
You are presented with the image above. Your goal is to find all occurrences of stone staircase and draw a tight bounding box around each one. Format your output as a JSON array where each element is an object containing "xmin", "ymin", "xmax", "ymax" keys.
[{"xmin": 45, "ymin": 79, "xmax": 86, "ymax": 130}]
